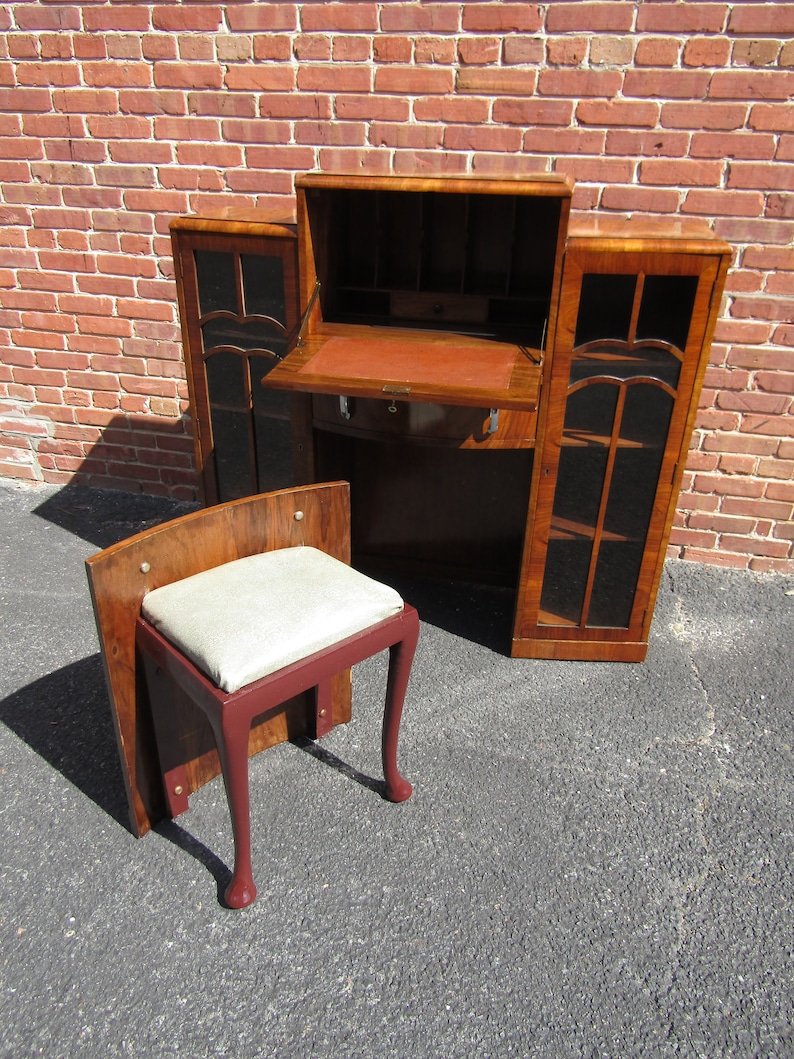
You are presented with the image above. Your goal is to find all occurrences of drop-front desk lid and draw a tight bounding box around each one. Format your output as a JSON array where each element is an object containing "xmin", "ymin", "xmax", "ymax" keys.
[{"xmin": 263, "ymin": 323, "xmax": 543, "ymax": 411}]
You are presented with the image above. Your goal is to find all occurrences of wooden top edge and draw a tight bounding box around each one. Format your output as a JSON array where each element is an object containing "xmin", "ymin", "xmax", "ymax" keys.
[
  {"xmin": 85, "ymin": 481, "xmax": 347, "ymax": 567},
  {"xmin": 169, "ymin": 208, "xmax": 297, "ymax": 234},
  {"xmin": 295, "ymin": 171, "xmax": 574, "ymax": 196},
  {"xmin": 568, "ymin": 215, "xmax": 731, "ymax": 254}
]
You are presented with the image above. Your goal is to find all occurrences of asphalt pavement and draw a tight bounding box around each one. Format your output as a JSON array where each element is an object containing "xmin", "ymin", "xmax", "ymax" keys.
[{"xmin": 1, "ymin": 477, "xmax": 792, "ymax": 1059}]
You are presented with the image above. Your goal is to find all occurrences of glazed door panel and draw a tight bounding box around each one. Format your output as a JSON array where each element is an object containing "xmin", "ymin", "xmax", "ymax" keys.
[
  {"xmin": 171, "ymin": 224, "xmax": 303, "ymax": 505},
  {"xmin": 514, "ymin": 246, "xmax": 727, "ymax": 661}
]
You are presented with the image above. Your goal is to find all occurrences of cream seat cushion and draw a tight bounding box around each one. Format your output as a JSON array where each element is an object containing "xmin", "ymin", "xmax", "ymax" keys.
[{"xmin": 141, "ymin": 547, "xmax": 404, "ymax": 694}]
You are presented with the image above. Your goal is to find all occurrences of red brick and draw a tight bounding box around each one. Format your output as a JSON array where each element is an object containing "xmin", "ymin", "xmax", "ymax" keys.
[
  {"xmin": 176, "ymin": 143, "xmax": 243, "ymax": 167},
  {"xmin": 295, "ymin": 122, "xmax": 366, "ymax": 147},
  {"xmin": 153, "ymin": 117, "xmax": 221, "ymax": 141},
  {"xmin": 458, "ymin": 67, "xmax": 539, "ymax": 97},
  {"xmin": 576, "ymin": 100, "xmax": 659, "ymax": 127},
  {"xmin": 372, "ymin": 37, "xmax": 412, "ymax": 64},
  {"xmin": 16, "ymin": 62, "xmax": 80, "ymax": 87},
  {"xmin": 245, "ymin": 146, "xmax": 317, "ymax": 171},
  {"xmin": 52, "ymin": 88, "xmax": 118, "ymax": 114},
  {"xmin": 689, "ymin": 512, "xmax": 756, "ymax": 535},
  {"xmin": 414, "ymin": 38, "xmax": 457, "ymax": 65},
  {"xmin": 186, "ymin": 91, "xmax": 255, "ymax": 119},
  {"xmin": 728, "ymin": 4, "xmax": 794, "ymax": 34},
  {"xmin": 45, "ymin": 138, "xmax": 106, "ymax": 164},
  {"xmin": 462, "ymin": 4, "xmax": 540, "ymax": 32},
  {"xmin": 458, "ymin": 37, "xmax": 501, "ymax": 66},
  {"xmin": 299, "ymin": 65, "xmax": 372, "ymax": 93},
  {"xmin": 119, "ymin": 90, "xmax": 187, "ymax": 116},
  {"xmin": 744, "ymin": 246, "xmax": 794, "ymax": 272},
  {"xmin": 624, "ymin": 69, "xmax": 712, "ymax": 99},
  {"xmin": 669, "ymin": 526, "xmax": 718, "ymax": 549},
  {"xmin": 576, "ymin": 158, "xmax": 647, "ymax": 185},
  {"xmin": 740, "ymin": 414, "xmax": 794, "ymax": 438},
  {"xmin": 377, "ymin": 67, "xmax": 453, "ymax": 95},
  {"xmin": 702, "ymin": 432, "xmax": 777, "ymax": 456},
  {"xmin": 494, "ymin": 98, "xmax": 574, "ymax": 126},
  {"xmin": 659, "ymin": 102, "xmax": 746, "ymax": 131},
  {"xmin": 639, "ymin": 158, "xmax": 724, "ymax": 186},
  {"xmin": 339, "ymin": 95, "xmax": 410, "ymax": 122},
  {"xmin": 523, "ymin": 128, "xmax": 605, "ymax": 155},
  {"xmin": 720, "ymin": 534, "xmax": 790, "ymax": 558},
  {"xmin": 686, "ymin": 190, "xmax": 766, "ymax": 217},
  {"xmin": 260, "ymin": 93, "xmax": 333, "ymax": 119},
  {"xmin": 225, "ymin": 169, "xmax": 295, "ymax": 195},
  {"xmin": 370, "ymin": 124, "xmax": 444, "ymax": 151},
  {"xmin": 759, "ymin": 456, "xmax": 794, "ymax": 480},
  {"xmin": 154, "ymin": 63, "xmax": 223, "ymax": 91},
  {"xmin": 732, "ymin": 39, "xmax": 782, "ymax": 68},
  {"xmin": 228, "ymin": 6, "xmax": 297, "ymax": 32},
  {"xmin": 731, "ymin": 295, "xmax": 794, "ymax": 323},
  {"xmin": 635, "ymin": 37, "xmax": 686, "ymax": 67},
  {"xmin": 333, "ymin": 36, "xmax": 372, "ymax": 63},
  {"xmin": 503, "ymin": 36, "xmax": 544, "ymax": 66},
  {"xmin": 605, "ymin": 130, "xmax": 688, "ymax": 157},
  {"xmin": 749, "ymin": 103, "xmax": 794, "ymax": 134},
  {"xmin": 22, "ymin": 113, "xmax": 84, "ymax": 138},
  {"xmin": 83, "ymin": 62, "xmax": 152, "ymax": 89},
  {"xmin": 66, "ymin": 40, "xmax": 104, "ymax": 66},
  {"xmin": 538, "ymin": 69, "xmax": 623, "ymax": 98},
  {"xmin": 691, "ymin": 131, "xmax": 776, "ymax": 160},
  {"xmin": 0, "ymin": 87, "xmax": 51, "ymax": 112},
  {"xmin": 15, "ymin": 6, "xmax": 82, "ymax": 31},
  {"xmin": 7, "ymin": 36, "xmax": 39, "ymax": 60},
  {"xmin": 224, "ymin": 66, "xmax": 296, "ymax": 94},
  {"xmin": 590, "ymin": 36, "xmax": 636, "ymax": 66},
  {"xmin": 600, "ymin": 186, "xmax": 681, "ymax": 213},
  {"xmin": 316, "ymin": 147, "xmax": 392, "ymax": 173},
  {"xmin": 637, "ymin": 4, "xmax": 728, "ymax": 34},
  {"xmin": 294, "ymin": 35, "xmax": 332, "ymax": 62},
  {"xmin": 445, "ymin": 125, "xmax": 523, "ymax": 152},
  {"xmin": 303, "ymin": 3, "xmax": 378, "ymax": 31},
  {"xmin": 546, "ymin": 38, "xmax": 588, "ymax": 67},
  {"xmin": 682, "ymin": 37, "xmax": 731, "ymax": 68},
  {"xmin": 152, "ymin": 6, "xmax": 222, "ymax": 32},
  {"xmin": 710, "ymin": 71, "xmax": 794, "ymax": 102},
  {"xmin": 221, "ymin": 119, "xmax": 291, "ymax": 145},
  {"xmin": 546, "ymin": 3, "xmax": 634, "ymax": 32}
]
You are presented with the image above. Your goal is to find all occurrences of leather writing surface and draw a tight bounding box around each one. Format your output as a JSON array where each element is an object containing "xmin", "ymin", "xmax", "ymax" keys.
[{"xmin": 299, "ymin": 336, "xmax": 515, "ymax": 390}]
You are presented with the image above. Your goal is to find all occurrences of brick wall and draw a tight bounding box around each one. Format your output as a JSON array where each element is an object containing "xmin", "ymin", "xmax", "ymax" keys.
[{"xmin": 1, "ymin": 2, "xmax": 792, "ymax": 571}]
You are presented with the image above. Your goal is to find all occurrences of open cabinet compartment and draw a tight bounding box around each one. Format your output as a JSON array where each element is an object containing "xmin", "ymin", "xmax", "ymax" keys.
[{"xmin": 265, "ymin": 173, "xmax": 572, "ymax": 411}]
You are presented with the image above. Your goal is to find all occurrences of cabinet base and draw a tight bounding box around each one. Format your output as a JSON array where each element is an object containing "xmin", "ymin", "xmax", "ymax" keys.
[{"xmin": 511, "ymin": 637, "xmax": 649, "ymax": 663}]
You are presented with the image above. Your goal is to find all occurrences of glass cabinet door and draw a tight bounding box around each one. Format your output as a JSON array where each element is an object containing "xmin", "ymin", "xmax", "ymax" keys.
[
  {"xmin": 173, "ymin": 228, "xmax": 301, "ymax": 505},
  {"xmin": 515, "ymin": 247, "xmax": 726, "ymax": 659}
]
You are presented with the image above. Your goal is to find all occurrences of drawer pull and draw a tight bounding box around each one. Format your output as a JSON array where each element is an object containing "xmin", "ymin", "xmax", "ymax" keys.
[
  {"xmin": 488, "ymin": 408, "xmax": 499, "ymax": 435},
  {"xmin": 339, "ymin": 395, "xmax": 351, "ymax": 420}
]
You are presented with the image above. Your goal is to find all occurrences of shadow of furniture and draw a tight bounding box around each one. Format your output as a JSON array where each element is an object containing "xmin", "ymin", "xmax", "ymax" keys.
[{"xmin": 85, "ymin": 481, "xmax": 418, "ymax": 907}]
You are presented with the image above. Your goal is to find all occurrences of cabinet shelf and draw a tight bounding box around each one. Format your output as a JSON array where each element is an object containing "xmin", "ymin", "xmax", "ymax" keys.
[
  {"xmin": 560, "ymin": 432, "xmax": 660, "ymax": 449},
  {"xmin": 547, "ymin": 516, "xmax": 635, "ymax": 543}
]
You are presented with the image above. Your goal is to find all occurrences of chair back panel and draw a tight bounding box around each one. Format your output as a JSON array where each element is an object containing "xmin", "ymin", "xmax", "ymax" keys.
[{"xmin": 86, "ymin": 482, "xmax": 352, "ymax": 836}]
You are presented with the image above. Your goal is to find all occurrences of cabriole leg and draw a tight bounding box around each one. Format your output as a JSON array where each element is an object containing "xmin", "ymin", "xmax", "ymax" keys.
[
  {"xmin": 213, "ymin": 714, "xmax": 257, "ymax": 909},
  {"xmin": 382, "ymin": 608, "xmax": 419, "ymax": 803}
]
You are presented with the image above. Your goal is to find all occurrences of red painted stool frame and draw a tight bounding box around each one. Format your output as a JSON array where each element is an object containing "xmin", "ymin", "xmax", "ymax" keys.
[{"xmin": 136, "ymin": 603, "xmax": 419, "ymax": 909}]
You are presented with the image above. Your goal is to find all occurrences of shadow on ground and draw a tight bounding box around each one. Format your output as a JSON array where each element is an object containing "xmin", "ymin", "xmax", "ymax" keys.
[{"xmin": 0, "ymin": 653, "xmax": 131, "ymax": 829}]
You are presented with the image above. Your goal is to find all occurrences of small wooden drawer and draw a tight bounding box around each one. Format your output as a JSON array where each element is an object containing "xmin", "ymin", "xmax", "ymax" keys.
[{"xmin": 312, "ymin": 395, "xmax": 536, "ymax": 448}]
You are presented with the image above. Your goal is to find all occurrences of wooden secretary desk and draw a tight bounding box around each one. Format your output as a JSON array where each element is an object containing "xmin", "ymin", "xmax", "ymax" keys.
[{"xmin": 170, "ymin": 173, "xmax": 730, "ymax": 662}]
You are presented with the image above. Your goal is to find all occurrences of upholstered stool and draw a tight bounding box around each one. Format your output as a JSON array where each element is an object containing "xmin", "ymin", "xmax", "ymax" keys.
[{"xmin": 136, "ymin": 545, "xmax": 419, "ymax": 909}]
